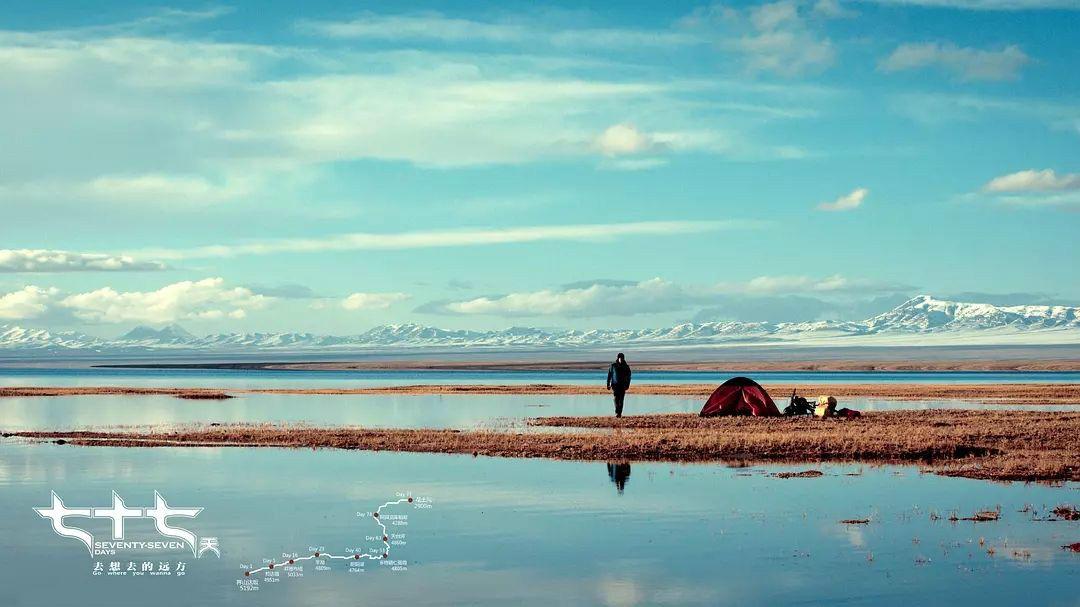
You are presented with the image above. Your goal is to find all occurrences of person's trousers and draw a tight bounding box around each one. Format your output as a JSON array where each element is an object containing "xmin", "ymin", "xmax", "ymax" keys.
[{"xmin": 612, "ymin": 388, "xmax": 626, "ymax": 417}]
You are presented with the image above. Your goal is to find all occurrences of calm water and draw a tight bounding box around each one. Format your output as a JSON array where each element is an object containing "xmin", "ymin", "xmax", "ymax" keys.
[
  {"xmin": 0, "ymin": 367, "xmax": 1072, "ymax": 432},
  {"xmin": 2, "ymin": 368, "xmax": 1076, "ymax": 604},
  {"xmin": 0, "ymin": 393, "xmax": 1070, "ymax": 433},
  {"xmin": 2, "ymin": 367, "xmax": 1079, "ymax": 388},
  {"xmin": 0, "ymin": 442, "xmax": 1076, "ymax": 606}
]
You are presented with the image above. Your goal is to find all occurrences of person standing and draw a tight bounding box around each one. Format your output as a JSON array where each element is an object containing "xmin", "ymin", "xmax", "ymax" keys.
[{"xmin": 606, "ymin": 353, "xmax": 632, "ymax": 418}]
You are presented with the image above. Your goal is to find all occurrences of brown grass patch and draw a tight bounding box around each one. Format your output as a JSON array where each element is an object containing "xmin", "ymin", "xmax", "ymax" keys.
[
  {"xmin": 5, "ymin": 409, "xmax": 1077, "ymax": 482},
  {"xmin": 1052, "ymin": 505, "xmax": 1079, "ymax": 521},
  {"xmin": 174, "ymin": 393, "xmax": 233, "ymax": 400},
  {"xmin": 773, "ymin": 470, "xmax": 824, "ymax": 478},
  {"xmin": 960, "ymin": 510, "xmax": 1001, "ymax": 522}
]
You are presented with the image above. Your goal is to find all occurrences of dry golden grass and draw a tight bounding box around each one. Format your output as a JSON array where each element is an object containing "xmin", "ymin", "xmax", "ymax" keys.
[
  {"xmin": 0, "ymin": 387, "xmax": 235, "ymax": 400},
  {"xmin": 6, "ymin": 410, "xmax": 1077, "ymax": 482}
]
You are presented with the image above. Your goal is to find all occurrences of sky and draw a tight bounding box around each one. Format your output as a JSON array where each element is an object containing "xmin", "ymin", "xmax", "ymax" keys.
[{"xmin": 0, "ymin": 0, "xmax": 1077, "ymax": 336}]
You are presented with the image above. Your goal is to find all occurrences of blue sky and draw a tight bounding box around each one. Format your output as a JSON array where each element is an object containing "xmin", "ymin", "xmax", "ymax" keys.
[{"xmin": 0, "ymin": 0, "xmax": 1077, "ymax": 335}]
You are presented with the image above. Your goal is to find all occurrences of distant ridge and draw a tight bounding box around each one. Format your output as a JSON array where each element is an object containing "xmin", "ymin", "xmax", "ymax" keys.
[{"xmin": 2, "ymin": 295, "xmax": 1078, "ymax": 353}]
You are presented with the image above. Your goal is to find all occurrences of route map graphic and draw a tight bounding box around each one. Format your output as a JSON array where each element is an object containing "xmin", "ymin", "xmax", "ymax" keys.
[{"xmin": 235, "ymin": 493, "xmax": 431, "ymax": 593}]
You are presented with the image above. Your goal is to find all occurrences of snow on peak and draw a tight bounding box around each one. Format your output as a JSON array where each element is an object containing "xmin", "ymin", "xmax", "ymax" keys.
[{"xmin": 1, "ymin": 295, "xmax": 1078, "ymax": 353}]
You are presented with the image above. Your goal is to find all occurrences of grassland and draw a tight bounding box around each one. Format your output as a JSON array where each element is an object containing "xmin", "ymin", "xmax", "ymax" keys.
[{"xmin": 6, "ymin": 410, "xmax": 1077, "ymax": 482}]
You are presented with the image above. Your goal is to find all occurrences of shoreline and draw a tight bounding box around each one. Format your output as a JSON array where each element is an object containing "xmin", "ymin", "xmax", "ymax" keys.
[
  {"xmin": 93, "ymin": 359, "xmax": 1080, "ymax": 371},
  {"xmin": 6, "ymin": 410, "xmax": 1078, "ymax": 482},
  {"xmin": 2, "ymin": 383, "xmax": 1078, "ymax": 405}
]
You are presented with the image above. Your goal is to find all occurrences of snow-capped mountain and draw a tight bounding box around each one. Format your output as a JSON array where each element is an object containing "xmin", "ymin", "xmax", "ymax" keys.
[
  {"xmin": 864, "ymin": 295, "xmax": 1080, "ymax": 333},
  {"xmin": 118, "ymin": 324, "xmax": 196, "ymax": 345},
  {"xmin": 1, "ymin": 295, "xmax": 1077, "ymax": 354}
]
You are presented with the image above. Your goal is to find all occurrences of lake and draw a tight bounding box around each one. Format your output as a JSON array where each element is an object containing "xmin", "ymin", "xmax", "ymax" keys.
[
  {"xmin": 0, "ymin": 367, "xmax": 1076, "ymax": 605},
  {"xmin": 0, "ymin": 392, "xmax": 1070, "ymax": 433},
  {"xmin": 0, "ymin": 441, "xmax": 1076, "ymax": 606},
  {"xmin": 2, "ymin": 367, "xmax": 1079, "ymax": 388}
]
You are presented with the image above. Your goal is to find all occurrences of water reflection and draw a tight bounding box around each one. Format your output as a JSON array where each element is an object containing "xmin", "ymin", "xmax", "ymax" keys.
[
  {"xmin": 0, "ymin": 393, "xmax": 1064, "ymax": 433},
  {"xmin": 606, "ymin": 462, "xmax": 632, "ymax": 494},
  {"xmin": 0, "ymin": 442, "xmax": 1076, "ymax": 606},
  {"xmin": 1, "ymin": 367, "xmax": 1079, "ymax": 387}
]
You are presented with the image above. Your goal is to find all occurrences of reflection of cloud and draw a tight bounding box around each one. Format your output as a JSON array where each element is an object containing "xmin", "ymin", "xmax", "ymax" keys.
[
  {"xmin": 842, "ymin": 523, "xmax": 866, "ymax": 548},
  {"xmin": 596, "ymin": 577, "xmax": 644, "ymax": 607},
  {"xmin": 1000, "ymin": 544, "xmax": 1059, "ymax": 565}
]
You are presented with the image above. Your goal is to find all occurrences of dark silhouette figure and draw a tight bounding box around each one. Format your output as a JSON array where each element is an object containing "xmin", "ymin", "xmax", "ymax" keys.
[
  {"xmin": 606, "ymin": 353, "xmax": 632, "ymax": 418},
  {"xmin": 606, "ymin": 461, "xmax": 631, "ymax": 494}
]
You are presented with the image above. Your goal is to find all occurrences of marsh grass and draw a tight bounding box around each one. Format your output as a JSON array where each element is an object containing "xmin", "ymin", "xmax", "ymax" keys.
[{"xmin": 6, "ymin": 410, "xmax": 1077, "ymax": 482}]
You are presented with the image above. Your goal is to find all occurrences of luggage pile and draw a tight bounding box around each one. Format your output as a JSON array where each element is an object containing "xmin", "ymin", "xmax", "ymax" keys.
[{"xmin": 784, "ymin": 391, "xmax": 860, "ymax": 419}]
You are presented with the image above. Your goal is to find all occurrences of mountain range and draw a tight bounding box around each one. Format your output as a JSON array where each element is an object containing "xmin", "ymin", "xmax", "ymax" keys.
[{"xmin": 2, "ymin": 296, "xmax": 1078, "ymax": 354}]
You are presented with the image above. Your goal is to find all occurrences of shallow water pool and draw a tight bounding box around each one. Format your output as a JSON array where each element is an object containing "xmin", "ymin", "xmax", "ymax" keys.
[{"xmin": 0, "ymin": 441, "xmax": 1076, "ymax": 606}]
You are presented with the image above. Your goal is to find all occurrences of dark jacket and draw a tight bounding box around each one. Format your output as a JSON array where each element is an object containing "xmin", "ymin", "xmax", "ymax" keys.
[{"xmin": 607, "ymin": 361, "xmax": 632, "ymax": 390}]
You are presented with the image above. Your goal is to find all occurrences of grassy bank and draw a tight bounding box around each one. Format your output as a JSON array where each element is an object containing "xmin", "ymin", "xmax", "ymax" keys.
[{"xmin": 6, "ymin": 410, "xmax": 1077, "ymax": 482}]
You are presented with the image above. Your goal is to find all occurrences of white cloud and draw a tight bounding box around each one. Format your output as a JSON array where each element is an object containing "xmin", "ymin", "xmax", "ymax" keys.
[
  {"xmin": 80, "ymin": 173, "xmax": 252, "ymax": 204},
  {"xmin": 817, "ymin": 187, "xmax": 868, "ymax": 211},
  {"xmin": 56, "ymin": 278, "xmax": 267, "ymax": 323},
  {"xmin": 973, "ymin": 169, "xmax": 1080, "ymax": 207},
  {"xmin": 598, "ymin": 157, "xmax": 671, "ymax": 171},
  {"xmin": 682, "ymin": 1, "xmax": 838, "ymax": 77},
  {"xmin": 129, "ymin": 220, "xmax": 763, "ymax": 260},
  {"xmin": 738, "ymin": 274, "xmax": 909, "ymax": 293},
  {"xmin": 880, "ymin": 42, "xmax": 1030, "ymax": 81},
  {"xmin": 857, "ymin": 0, "xmax": 1079, "ymax": 10},
  {"xmin": 428, "ymin": 274, "xmax": 912, "ymax": 318},
  {"xmin": 983, "ymin": 169, "xmax": 1080, "ymax": 192},
  {"xmin": 887, "ymin": 92, "xmax": 1078, "ymax": 135},
  {"xmin": 441, "ymin": 278, "xmax": 693, "ymax": 317},
  {"xmin": 813, "ymin": 0, "xmax": 859, "ymax": 17},
  {"xmin": 300, "ymin": 13, "xmax": 698, "ymax": 48},
  {"xmin": 594, "ymin": 123, "xmax": 658, "ymax": 156},
  {"xmin": 0, "ymin": 286, "xmax": 58, "ymax": 320},
  {"xmin": 0, "ymin": 249, "xmax": 166, "ymax": 272},
  {"xmin": 0, "ymin": 14, "xmax": 821, "ymax": 209},
  {"xmin": 0, "ymin": 278, "xmax": 267, "ymax": 324},
  {"xmin": 341, "ymin": 292, "xmax": 410, "ymax": 311}
]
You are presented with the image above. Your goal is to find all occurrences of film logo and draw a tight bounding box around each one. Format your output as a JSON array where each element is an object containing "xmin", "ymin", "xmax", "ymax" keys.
[{"xmin": 34, "ymin": 490, "xmax": 219, "ymax": 558}]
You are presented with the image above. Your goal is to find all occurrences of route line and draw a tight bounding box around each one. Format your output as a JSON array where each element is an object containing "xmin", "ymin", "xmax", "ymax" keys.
[{"xmin": 244, "ymin": 497, "xmax": 412, "ymax": 576}]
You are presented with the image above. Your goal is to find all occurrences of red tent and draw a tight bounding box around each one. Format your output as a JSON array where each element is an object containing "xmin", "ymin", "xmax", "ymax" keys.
[{"xmin": 699, "ymin": 377, "xmax": 780, "ymax": 417}]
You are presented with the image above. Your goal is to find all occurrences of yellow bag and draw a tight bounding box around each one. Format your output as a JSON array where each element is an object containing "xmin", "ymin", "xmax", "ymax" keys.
[{"xmin": 814, "ymin": 395, "xmax": 837, "ymax": 418}]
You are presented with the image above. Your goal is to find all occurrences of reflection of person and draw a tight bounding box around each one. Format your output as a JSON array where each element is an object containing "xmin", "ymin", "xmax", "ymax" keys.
[
  {"xmin": 606, "ymin": 353, "xmax": 632, "ymax": 418},
  {"xmin": 606, "ymin": 461, "xmax": 631, "ymax": 494}
]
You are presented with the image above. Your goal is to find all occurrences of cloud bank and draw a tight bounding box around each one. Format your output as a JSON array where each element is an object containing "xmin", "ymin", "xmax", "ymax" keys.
[
  {"xmin": 130, "ymin": 220, "xmax": 763, "ymax": 260},
  {"xmin": 0, "ymin": 249, "xmax": 166, "ymax": 272},
  {"xmin": 422, "ymin": 275, "xmax": 913, "ymax": 318},
  {"xmin": 0, "ymin": 278, "xmax": 267, "ymax": 323}
]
